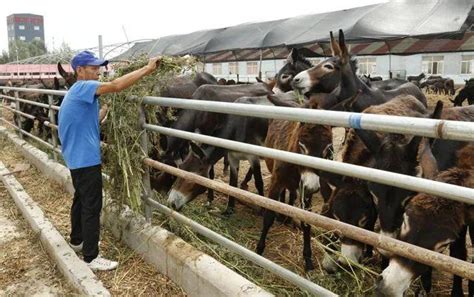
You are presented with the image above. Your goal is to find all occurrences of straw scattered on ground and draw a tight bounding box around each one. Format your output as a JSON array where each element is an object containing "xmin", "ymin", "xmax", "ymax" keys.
[{"xmin": 0, "ymin": 137, "xmax": 186, "ymax": 296}]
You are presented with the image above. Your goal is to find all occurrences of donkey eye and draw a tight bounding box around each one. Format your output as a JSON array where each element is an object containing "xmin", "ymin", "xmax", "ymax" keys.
[{"xmin": 324, "ymin": 64, "xmax": 334, "ymax": 70}]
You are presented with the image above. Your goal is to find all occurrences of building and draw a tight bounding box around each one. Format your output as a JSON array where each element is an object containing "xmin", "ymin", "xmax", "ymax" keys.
[
  {"xmin": 204, "ymin": 32, "xmax": 474, "ymax": 85},
  {"xmin": 7, "ymin": 13, "xmax": 45, "ymax": 49}
]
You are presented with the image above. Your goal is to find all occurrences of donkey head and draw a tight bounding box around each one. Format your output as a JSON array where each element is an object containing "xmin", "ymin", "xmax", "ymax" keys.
[
  {"xmin": 292, "ymin": 30, "xmax": 356, "ymax": 95},
  {"xmin": 167, "ymin": 142, "xmax": 213, "ymax": 210},
  {"xmin": 273, "ymin": 48, "xmax": 312, "ymax": 93}
]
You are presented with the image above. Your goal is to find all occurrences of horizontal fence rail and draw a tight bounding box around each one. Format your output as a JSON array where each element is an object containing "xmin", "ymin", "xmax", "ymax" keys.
[
  {"xmin": 145, "ymin": 124, "xmax": 474, "ymax": 205},
  {"xmin": 0, "ymin": 86, "xmax": 66, "ymax": 97},
  {"xmin": 1, "ymin": 94, "xmax": 61, "ymax": 111},
  {"xmin": 145, "ymin": 159, "xmax": 474, "ymax": 281},
  {"xmin": 145, "ymin": 196, "xmax": 337, "ymax": 296},
  {"xmin": 142, "ymin": 96, "xmax": 474, "ymax": 142},
  {"xmin": 0, "ymin": 117, "xmax": 61, "ymax": 154}
]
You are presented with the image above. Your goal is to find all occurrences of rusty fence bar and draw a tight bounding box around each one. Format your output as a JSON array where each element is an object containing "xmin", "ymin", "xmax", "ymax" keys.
[{"xmin": 145, "ymin": 159, "xmax": 474, "ymax": 281}]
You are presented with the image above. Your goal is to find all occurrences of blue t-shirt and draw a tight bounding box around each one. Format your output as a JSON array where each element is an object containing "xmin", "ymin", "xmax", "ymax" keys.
[{"xmin": 58, "ymin": 80, "xmax": 101, "ymax": 169}]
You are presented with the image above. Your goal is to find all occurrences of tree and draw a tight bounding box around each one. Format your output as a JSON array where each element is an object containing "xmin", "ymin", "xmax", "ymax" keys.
[
  {"xmin": 8, "ymin": 39, "xmax": 47, "ymax": 62},
  {"xmin": 0, "ymin": 50, "xmax": 10, "ymax": 64}
]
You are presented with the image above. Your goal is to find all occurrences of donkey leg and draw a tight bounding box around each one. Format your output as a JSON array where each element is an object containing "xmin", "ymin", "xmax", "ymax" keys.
[
  {"xmin": 256, "ymin": 186, "xmax": 282, "ymax": 255},
  {"xmin": 468, "ymin": 225, "xmax": 474, "ymax": 297},
  {"xmin": 252, "ymin": 161, "xmax": 264, "ymax": 197},
  {"xmin": 223, "ymin": 154, "xmax": 229, "ymax": 176},
  {"xmin": 206, "ymin": 166, "xmax": 215, "ymax": 208},
  {"xmin": 275, "ymin": 190, "xmax": 286, "ymax": 222},
  {"xmin": 417, "ymin": 268, "xmax": 432, "ymax": 297},
  {"xmin": 223, "ymin": 159, "xmax": 239, "ymax": 216},
  {"xmin": 301, "ymin": 192, "xmax": 314, "ymax": 271},
  {"xmin": 240, "ymin": 167, "xmax": 253, "ymax": 191},
  {"xmin": 449, "ymin": 226, "xmax": 467, "ymax": 297}
]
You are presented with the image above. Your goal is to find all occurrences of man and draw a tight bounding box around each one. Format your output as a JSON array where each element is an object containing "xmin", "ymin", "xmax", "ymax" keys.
[{"xmin": 58, "ymin": 51, "xmax": 161, "ymax": 271}]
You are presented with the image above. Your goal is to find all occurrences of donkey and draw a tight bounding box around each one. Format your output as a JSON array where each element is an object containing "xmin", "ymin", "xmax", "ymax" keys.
[
  {"xmin": 256, "ymin": 93, "xmax": 333, "ymax": 271},
  {"xmin": 451, "ymin": 79, "xmax": 474, "ymax": 106},
  {"xmin": 291, "ymin": 30, "xmax": 426, "ymax": 112},
  {"xmin": 377, "ymin": 142, "xmax": 474, "ymax": 297},
  {"xmin": 320, "ymin": 95, "xmax": 430, "ymax": 273},
  {"xmin": 355, "ymin": 104, "xmax": 474, "ymax": 246},
  {"xmin": 166, "ymin": 93, "xmax": 287, "ymax": 214}
]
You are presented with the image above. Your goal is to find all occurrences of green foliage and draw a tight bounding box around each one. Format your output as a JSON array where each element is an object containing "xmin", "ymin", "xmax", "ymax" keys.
[{"xmin": 8, "ymin": 40, "xmax": 47, "ymax": 61}]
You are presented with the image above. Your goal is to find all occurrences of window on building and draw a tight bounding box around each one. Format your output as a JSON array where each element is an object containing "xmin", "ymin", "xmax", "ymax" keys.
[
  {"xmin": 228, "ymin": 62, "xmax": 239, "ymax": 74},
  {"xmin": 195, "ymin": 62, "xmax": 205, "ymax": 72},
  {"xmin": 19, "ymin": 36, "xmax": 26, "ymax": 41},
  {"xmin": 34, "ymin": 37, "xmax": 41, "ymax": 41},
  {"xmin": 34, "ymin": 25, "xmax": 40, "ymax": 31},
  {"xmin": 19, "ymin": 25, "xmax": 25, "ymax": 30},
  {"xmin": 422, "ymin": 56, "xmax": 444, "ymax": 75},
  {"xmin": 461, "ymin": 55, "xmax": 474, "ymax": 74},
  {"xmin": 247, "ymin": 62, "xmax": 258, "ymax": 75},
  {"xmin": 212, "ymin": 63, "xmax": 222, "ymax": 75},
  {"xmin": 357, "ymin": 57, "xmax": 377, "ymax": 75}
]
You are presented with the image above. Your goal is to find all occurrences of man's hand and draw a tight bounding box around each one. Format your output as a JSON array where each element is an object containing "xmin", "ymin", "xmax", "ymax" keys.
[{"xmin": 146, "ymin": 56, "xmax": 162, "ymax": 73}]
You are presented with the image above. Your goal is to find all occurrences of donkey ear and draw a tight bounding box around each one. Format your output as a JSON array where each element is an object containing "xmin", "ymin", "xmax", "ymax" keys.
[
  {"xmin": 190, "ymin": 142, "xmax": 207, "ymax": 160},
  {"xmin": 338, "ymin": 29, "xmax": 349, "ymax": 55},
  {"xmin": 418, "ymin": 138, "xmax": 438, "ymax": 179},
  {"xmin": 57, "ymin": 62, "xmax": 68, "ymax": 79},
  {"xmin": 355, "ymin": 129, "xmax": 381, "ymax": 154},
  {"xmin": 286, "ymin": 48, "xmax": 299, "ymax": 65},
  {"xmin": 330, "ymin": 31, "xmax": 341, "ymax": 57}
]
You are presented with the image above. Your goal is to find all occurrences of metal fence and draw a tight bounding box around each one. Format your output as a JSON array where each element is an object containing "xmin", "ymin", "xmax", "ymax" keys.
[{"xmin": 1, "ymin": 86, "xmax": 474, "ymax": 296}]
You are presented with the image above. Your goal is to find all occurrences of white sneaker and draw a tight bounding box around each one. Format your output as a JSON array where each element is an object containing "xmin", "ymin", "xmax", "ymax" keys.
[
  {"xmin": 70, "ymin": 242, "xmax": 83, "ymax": 253},
  {"xmin": 87, "ymin": 256, "xmax": 118, "ymax": 271}
]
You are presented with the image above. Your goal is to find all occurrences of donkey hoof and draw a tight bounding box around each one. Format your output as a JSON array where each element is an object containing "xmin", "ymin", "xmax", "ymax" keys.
[
  {"xmin": 221, "ymin": 208, "xmax": 235, "ymax": 217},
  {"xmin": 240, "ymin": 183, "xmax": 249, "ymax": 191},
  {"xmin": 305, "ymin": 262, "xmax": 315, "ymax": 272}
]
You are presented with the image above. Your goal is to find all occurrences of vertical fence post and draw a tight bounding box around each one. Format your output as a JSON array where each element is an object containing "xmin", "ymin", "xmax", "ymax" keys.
[
  {"xmin": 48, "ymin": 94, "xmax": 59, "ymax": 161},
  {"xmin": 139, "ymin": 104, "xmax": 153, "ymax": 222},
  {"xmin": 14, "ymin": 91, "xmax": 22, "ymax": 139}
]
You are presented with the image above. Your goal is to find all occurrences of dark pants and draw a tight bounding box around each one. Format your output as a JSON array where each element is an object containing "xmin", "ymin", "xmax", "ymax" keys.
[{"xmin": 70, "ymin": 164, "xmax": 102, "ymax": 263}]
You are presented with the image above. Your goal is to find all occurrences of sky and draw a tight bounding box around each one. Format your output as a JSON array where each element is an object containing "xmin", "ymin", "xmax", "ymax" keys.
[{"xmin": 1, "ymin": 0, "xmax": 387, "ymax": 54}]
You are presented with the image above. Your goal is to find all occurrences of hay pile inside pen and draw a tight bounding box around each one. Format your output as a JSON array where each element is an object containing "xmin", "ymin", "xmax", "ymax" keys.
[{"xmin": 101, "ymin": 55, "xmax": 196, "ymax": 211}]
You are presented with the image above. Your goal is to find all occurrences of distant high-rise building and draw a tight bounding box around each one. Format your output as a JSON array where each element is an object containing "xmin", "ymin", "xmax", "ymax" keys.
[{"xmin": 7, "ymin": 13, "xmax": 45, "ymax": 50}]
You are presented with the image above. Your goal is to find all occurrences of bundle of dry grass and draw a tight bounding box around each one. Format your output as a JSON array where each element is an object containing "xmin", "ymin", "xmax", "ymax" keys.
[{"xmin": 101, "ymin": 55, "xmax": 196, "ymax": 211}]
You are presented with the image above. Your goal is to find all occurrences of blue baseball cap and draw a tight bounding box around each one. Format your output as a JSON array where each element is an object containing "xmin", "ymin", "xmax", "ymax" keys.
[{"xmin": 71, "ymin": 50, "xmax": 108, "ymax": 71}]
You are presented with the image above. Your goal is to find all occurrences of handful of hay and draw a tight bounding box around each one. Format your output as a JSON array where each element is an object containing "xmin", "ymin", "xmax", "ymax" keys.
[{"xmin": 101, "ymin": 55, "xmax": 196, "ymax": 211}]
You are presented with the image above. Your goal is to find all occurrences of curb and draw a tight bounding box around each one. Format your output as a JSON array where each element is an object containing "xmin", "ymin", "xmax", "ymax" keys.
[
  {"xmin": 0, "ymin": 126, "xmax": 273, "ymax": 297},
  {"xmin": 0, "ymin": 161, "xmax": 111, "ymax": 296}
]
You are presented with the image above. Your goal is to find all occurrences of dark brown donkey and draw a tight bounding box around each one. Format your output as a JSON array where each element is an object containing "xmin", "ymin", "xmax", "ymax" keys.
[
  {"xmin": 377, "ymin": 142, "xmax": 474, "ymax": 297},
  {"xmin": 321, "ymin": 95, "xmax": 429, "ymax": 273},
  {"xmin": 256, "ymin": 93, "xmax": 333, "ymax": 271}
]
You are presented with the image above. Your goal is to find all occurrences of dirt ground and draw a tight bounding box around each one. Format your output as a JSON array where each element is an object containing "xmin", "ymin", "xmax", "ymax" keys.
[
  {"xmin": 0, "ymin": 180, "xmax": 77, "ymax": 296},
  {"xmin": 0, "ymin": 137, "xmax": 186, "ymax": 296}
]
